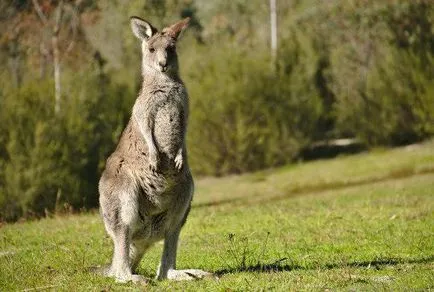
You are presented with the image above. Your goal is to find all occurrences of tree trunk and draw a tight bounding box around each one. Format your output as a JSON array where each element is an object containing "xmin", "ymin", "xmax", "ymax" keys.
[
  {"xmin": 52, "ymin": 1, "xmax": 63, "ymax": 114},
  {"xmin": 52, "ymin": 33, "xmax": 61, "ymax": 114},
  {"xmin": 269, "ymin": 0, "xmax": 277, "ymax": 65},
  {"xmin": 39, "ymin": 44, "xmax": 49, "ymax": 79},
  {"xmin": 9, "ymin": 36, "xmax": 21, "ymax": 88}
]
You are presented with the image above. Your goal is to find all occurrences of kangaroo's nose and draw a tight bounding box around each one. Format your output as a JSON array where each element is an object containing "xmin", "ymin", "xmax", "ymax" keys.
[{"xmin": 159, "ymin": 61, "xmax": 167, "ymax": 72}]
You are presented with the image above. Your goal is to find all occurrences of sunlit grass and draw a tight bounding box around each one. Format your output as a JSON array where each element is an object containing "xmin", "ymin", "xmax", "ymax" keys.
[{"xmin": 1, "ymin": 141, "xmax": 433, "ymax": 291}]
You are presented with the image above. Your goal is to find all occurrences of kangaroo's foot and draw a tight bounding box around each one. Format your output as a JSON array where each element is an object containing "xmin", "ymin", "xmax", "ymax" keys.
[
  {"xmin": 92, "ymin": 265, "xmax": 147, "ymax": 284},
  {"xmin": 107, "ymin": 268, "xmax": 147, "ymax": 284},
  {"xmin": 130, "ymin": 274, "xmax": 148, "ymax": 284},
  {"xmin": 113, "ymin": 273, "xmax": 147, "ymax": 285},
  {"xmin": 165, "ymin": 269, "xmax": 215, "ymax": 281},
  {"xmin": 108, "ymin": 268, "xmax": 148, "ymax": 284}
]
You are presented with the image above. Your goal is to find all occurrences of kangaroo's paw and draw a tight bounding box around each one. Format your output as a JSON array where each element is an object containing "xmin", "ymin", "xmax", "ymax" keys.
[
  {"xmin": 166, "ymin": 269, "xmax": 215, "ymax": 281},
  {"xmin": 149, "ymin": 152, "xmax": 159, "ymax": 172},
  {"xmin": 174, "ymin": 153, "xmax": 183, "ymax": 171}
]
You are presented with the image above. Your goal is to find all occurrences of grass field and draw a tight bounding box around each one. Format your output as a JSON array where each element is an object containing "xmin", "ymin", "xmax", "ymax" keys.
[{"xmin": 1, "ymin": 141, "xmax": 433, "ymax": 291}]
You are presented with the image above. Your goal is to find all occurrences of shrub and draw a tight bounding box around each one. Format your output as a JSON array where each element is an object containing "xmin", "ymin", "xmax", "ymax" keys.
[
  {"xmin": 186, "ymin": 38, "xmax": 322, "ymax": 175},
  {"xmin": 0, "ymin": 70, "xmax": 133, "ymax": 221}
]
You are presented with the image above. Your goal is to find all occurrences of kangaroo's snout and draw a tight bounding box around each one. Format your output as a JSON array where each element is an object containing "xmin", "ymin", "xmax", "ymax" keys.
[
  {"xmin": 159, "ymin": 61, "xmax": 168, "ymax": 72},
  {"xmin": 157, "ymin": 51, "xmax": 169, "ymax": 72}
]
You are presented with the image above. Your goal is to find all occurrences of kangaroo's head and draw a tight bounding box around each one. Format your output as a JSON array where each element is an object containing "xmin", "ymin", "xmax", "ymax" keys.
[{"xmin": 130, "ymin": 16, "xmax": 190, "ymax": 77}]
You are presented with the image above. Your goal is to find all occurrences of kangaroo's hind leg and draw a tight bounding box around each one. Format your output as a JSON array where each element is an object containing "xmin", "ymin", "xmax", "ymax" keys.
[
  {"xmin": 100, "ymin": 179, "xmax": 147, "ymax": 284},
  {"xmin": 100, "ymin": 193, "xmax": 133, "ymax": 282},
  {"xmin": 130, "ymin": 239, "xmax": 152, "ymax": 273},
  {"xmin": 156, "ymin": 224, "xmax": 213, "ymax": 281},
  {"xmin": 156, "ymin": 181, "xmax": 214, "ymax": 281},
  {"xmin": 108, "ymin": 223, "xmax": 132, "ymax": 281}
]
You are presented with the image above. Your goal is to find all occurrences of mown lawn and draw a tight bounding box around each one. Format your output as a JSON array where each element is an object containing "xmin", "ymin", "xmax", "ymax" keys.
[{"xmin": 1, "ymin": 141, "xmax": 433, "ymax": 291}]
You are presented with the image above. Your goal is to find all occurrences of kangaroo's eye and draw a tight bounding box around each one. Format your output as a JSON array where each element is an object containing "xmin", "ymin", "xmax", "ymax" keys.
[{"xmin": 149, "ymin": 48, "xmax": 155, "ymax": 53}]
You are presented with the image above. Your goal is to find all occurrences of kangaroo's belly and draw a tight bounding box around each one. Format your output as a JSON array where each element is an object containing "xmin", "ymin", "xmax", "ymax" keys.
[
  {"xmin": 132, "ymin": 171, "xmax": 193, "ymax": 240},
  {"xmin": 154, "ymin": 103, "xmax": 183, "ymax": 157}
]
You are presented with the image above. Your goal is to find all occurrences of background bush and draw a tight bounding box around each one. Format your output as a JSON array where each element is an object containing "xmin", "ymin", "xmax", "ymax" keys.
[{"xmin": 0, "ymin": 0, "xmax": 433, "ymax": 221}]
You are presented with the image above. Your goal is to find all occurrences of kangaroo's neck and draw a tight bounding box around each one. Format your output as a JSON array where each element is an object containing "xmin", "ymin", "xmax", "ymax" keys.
[{"xmin": 141, "ymin": 70, "xmax": 183, "ymax": 91}]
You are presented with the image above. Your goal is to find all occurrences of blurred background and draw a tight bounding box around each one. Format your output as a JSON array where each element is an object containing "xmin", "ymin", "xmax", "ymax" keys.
[{"xmin": 0, "ymin": 0, "xmax": 433, "ymax": 222}]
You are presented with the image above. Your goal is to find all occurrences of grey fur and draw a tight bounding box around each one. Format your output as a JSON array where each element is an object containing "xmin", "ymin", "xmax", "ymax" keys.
[{"xmin": 98, "ymin": 16, "xmax": 211, "ymax": 282}]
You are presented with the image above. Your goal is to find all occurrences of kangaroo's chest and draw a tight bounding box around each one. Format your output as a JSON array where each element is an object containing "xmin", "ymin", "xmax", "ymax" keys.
[
  {"xmin": 155, "ymin": 102, "xmax": 182, "ymax": 131},
  {"xmin": 153, "ymin": 95, "xmax": 184, "ymax": 156}
]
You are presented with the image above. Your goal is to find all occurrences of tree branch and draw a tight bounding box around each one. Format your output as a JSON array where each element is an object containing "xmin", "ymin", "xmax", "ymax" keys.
[
  {"xmin": 31, "ymin": 0, "xmax": 48, "ymax": 25},
  {"xmin": 53, "ymin": 0, "xmax": 64, "ymax": 35}
]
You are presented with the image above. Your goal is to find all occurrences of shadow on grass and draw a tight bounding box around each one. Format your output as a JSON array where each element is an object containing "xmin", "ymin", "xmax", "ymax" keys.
[
  {"xmin": 194, "ymin": 167, "xmax": 434, "ymax": 209},
  {"xmin": 215, "ymin": 255, "xmax": 434, "ymax": 276}
]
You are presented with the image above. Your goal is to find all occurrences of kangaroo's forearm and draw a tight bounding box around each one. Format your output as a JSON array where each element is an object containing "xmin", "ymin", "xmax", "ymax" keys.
[
  {"xmin": 176, "ymin": 147, "xmax": 183, "ymax": 157},
  {"xmin": 133, "ymin": 105, "xmax": 157, "ymax": 154}
]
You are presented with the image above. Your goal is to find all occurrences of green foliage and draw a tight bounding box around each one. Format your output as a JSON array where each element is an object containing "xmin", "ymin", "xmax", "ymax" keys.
[
  {"xmin": 359, "ymin": 50, "xmax": 434, "ymax": 145},
  {"xmin": 0, "ymin": 0, "xmax": 433, "ymax": 220},
  {"xmin": 328, "ymin": 1, "xmax": 434, "ymax": 145},
  {"xmin": 186, "ymin": 39, "xmax": 322, "ymax": 175},
  {"xmin": 0, "ymin": 68, "xmax": 133, "ymax": 221}
]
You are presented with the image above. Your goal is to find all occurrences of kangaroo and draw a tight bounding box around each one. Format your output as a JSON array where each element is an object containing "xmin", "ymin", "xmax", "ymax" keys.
[{"xmin": 97, "ymin": 16, "xmax": 211, "ymax": 283}]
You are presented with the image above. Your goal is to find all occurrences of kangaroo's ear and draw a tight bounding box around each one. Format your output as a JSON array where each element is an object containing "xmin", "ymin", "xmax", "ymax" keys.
[
  {"xmin": 162, "ymin": 17, "xmax": 190, "ymax": 40},
  {"xmin": 130, "ymin": 16, "xmax": 157, "ymax": 40}
]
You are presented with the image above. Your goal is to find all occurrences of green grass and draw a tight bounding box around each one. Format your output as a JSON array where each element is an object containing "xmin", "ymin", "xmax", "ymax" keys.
[{"xmin": 1, "ymin": 141, "xmax": 433, "ymax": 291}]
